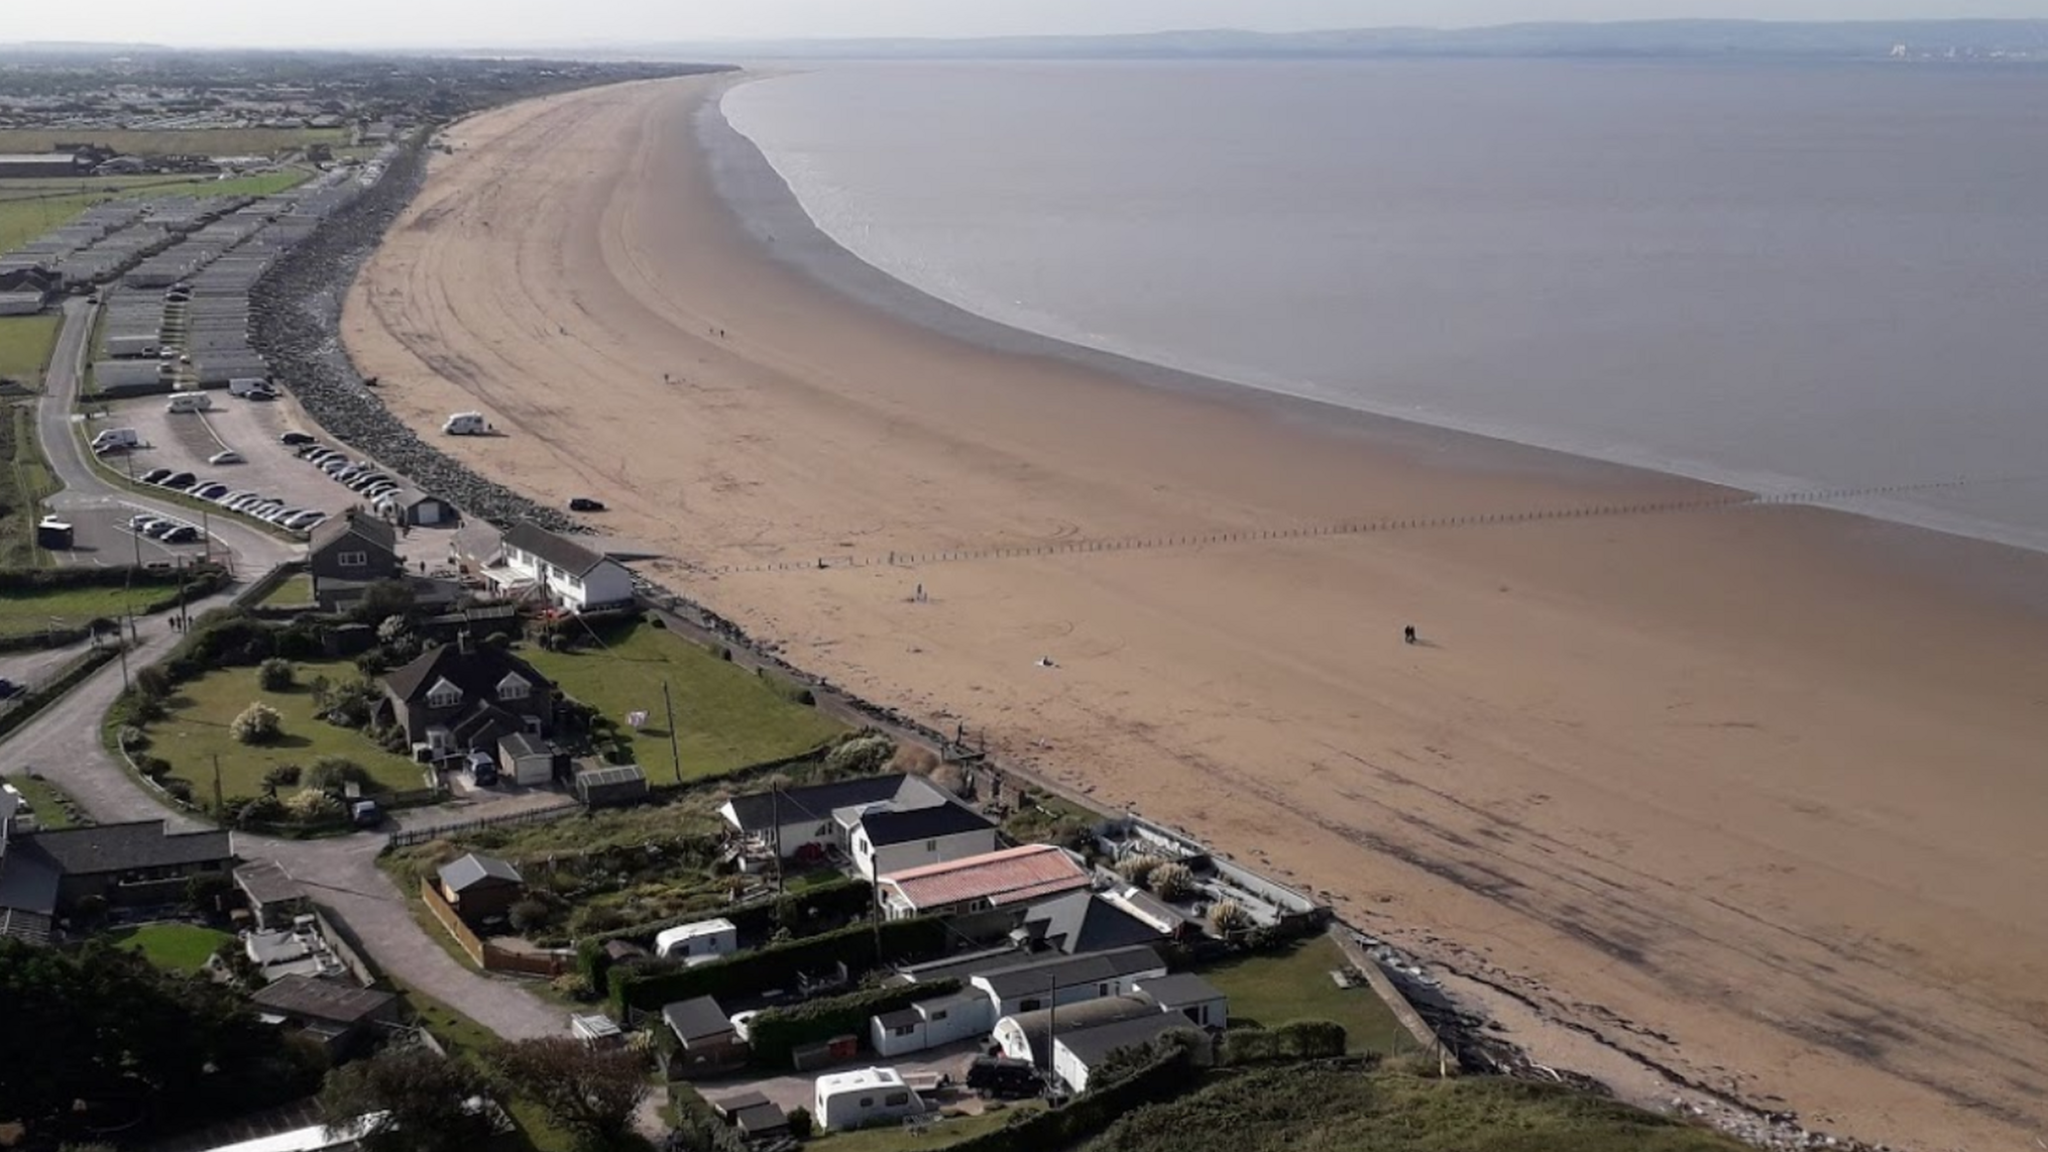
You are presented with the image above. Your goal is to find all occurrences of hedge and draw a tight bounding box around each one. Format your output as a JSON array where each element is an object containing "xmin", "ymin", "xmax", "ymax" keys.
[
  {"xmin": 1220, "ymin": 1019, "xmax": 1347, "ymax": 1065},
  {"xmin": 945, "ymin": 1046, "xmax": 1203, "ymax": 1152},
  {"xmin": 669, "ymin": 1088, "xmax": 749, "ymax": 1152},
  {"xmin": 0, "ymin": 565, "xmax": 210, "ymax": 593},
  {"xmin": 611, "ymin": 915, "xmax": 950, "ymax": 1014},
  {"xmin": 576, "ymin": 878, "xmax": 874, "ymax": 989},
  {"xmin": 0, "ymin": 645, "xmax": 120, "ymax": 741},
  {"xmin": 746, "ymin": 979, "xmax": 961, "ymax": 1069}
]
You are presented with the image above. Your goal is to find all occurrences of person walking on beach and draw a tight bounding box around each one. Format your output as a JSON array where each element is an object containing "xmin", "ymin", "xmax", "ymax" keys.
[
  {"xmin": 915, "ymin": 583, "xmax": 925, "ymax": 603},
  {"xmin": 1403, "ymin": 625, "xmax": 1418, "ymax": 645}
]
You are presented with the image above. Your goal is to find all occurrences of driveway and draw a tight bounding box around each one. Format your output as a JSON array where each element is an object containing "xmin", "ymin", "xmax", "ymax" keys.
[{"xmin": 697, "ymin": 1040, "xmax": 988, "ymax": 1117}]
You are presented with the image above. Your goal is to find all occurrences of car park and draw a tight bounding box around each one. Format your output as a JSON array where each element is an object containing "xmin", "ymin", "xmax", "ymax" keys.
[
  {"xmin": 280, "ymin": 431, "xmax": 315, "ymax": 446},
  {"xmin": 208, "ymin": 450, "xmax": 245, "ymax": 465},
  {"xmin": 141, "ymin": 468, "xmax": 172, "ymax": 484}
]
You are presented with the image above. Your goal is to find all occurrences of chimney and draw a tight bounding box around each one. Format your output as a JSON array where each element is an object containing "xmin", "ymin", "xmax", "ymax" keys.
[{"xmin": 456, "ymin": 629, "xmax": 474, "ymax": 656}]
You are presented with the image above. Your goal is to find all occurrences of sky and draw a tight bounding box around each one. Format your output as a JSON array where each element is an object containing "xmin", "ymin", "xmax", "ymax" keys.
[{"xmin": 6, "ymin": 0, "xmax": 2048, "ymax": 50}]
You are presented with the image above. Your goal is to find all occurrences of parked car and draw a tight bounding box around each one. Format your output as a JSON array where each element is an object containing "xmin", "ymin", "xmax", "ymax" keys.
[
  {"xmin": 302, "ymin": 447, "xmax": 338, "ymax": 463},
  {"xmin": 569, "ymin": 497, "xmax": 607, "ymax": 512},
  {"xmin": 142, "ymin": 520, "xmax": 179, "ymax": 539},
  {"xmin": 967, "ymin": 1058, "xmax": 1042, "ymax": 1099},
  {"xmin": 284, "ymin": 511, "xmax": 325, "ymax": 530},
  {"xmin": 280, "ymin": 431, "xmax": 316, "ymax": 446},
  {"xmin": 0, "ymin": 677, "xmax": 22, "ymax": 700},
  {"xmin": 194, "ymin": 483, "xmax": 229, "ymax": 500},
  {"xmin": 140, "ymin": 468, "xmax": 172, "ymax": 484},
  {"xmin": 217, "ymin": 489, "xmax": 252, "ymax": 504},
  {"xmin": 320, "ymin": 459, "xmax": 351, "ymax": 475},
  {"xmin": 129, "ymin": 514, "xmax": 159, "ymax": 532},
  {"xmin": 208, "ymin": 450, "xmax": 244, "ymax": 465},
  {"xmin": 163, "ymin": 526, "xmax": 201, "ymax": 544},
  {"xmin": 160, "ymin": 472, "xmax": 196, "ymax": 489}
]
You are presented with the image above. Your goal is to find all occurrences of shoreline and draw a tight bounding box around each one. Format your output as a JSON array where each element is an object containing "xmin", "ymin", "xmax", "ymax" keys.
[{"xmin": 341, "ymin": 76, "xmax": 2048, "ymax": 1150}]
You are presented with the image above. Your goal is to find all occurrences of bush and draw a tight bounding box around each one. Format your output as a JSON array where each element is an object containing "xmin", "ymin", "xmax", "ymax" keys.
[
  {"xmin": 1208, "ymin": 899, "xmax": 1253, "ymax": 936},
  {"xmin": 235, "ymin": 794, "xmax": 289, "ymax": 827},
  {"xmin": 284, "ymin": 788, "xmax": 343, "ymax": 822},
  {"xmin": 1274, "ymin": 1019, "xmax": 1347, "ymax": 1059},
  {"xmin": 117, "ymin": 724, "xmax": 148, "ymax": 750},
  {"xmin": 231, "ymin": 701, "xmax": 283, "ymax": 745},
  {"xmin": 134, "ymin": 665, "xmax": 173, "ymax": 701},
  {"xmin": 136, "ymin": 754, "xmax": 172, "ymax": 779},
  {"xmin": 1116, "ymin": 856, "xmax": 1162, "ymax": 888},
  {"xmin": 262, "ymin": 763, "xmax": 303, "ymax": 792},
  {"xmin": 257, "ymin": 658, "xmax": 294, "ymax": 691},
  {"xmin": 509, "ymin": 898, "xmax": 554, "ymax": 935},
  {"xmin": 1150, "ymin": 862, "xmax": 1197, "ymax": 902},
  {"xmin": 786, "ymin": 1107, "xmax": 813, "ymax": 1140},
  {"xmin": 163, "ymin": 780, "xmax": 195, "ymax": 804},
  {"xmin": 824, "ymin": 733, "xmax": 893, "ymax": 777},
  {"xmin": 305, "ymin": 756, "xmax": 370, "ymax": 792},
  {"xmin": 550, "ymin": 971, "xmax": 596, "ymax": 1000}
]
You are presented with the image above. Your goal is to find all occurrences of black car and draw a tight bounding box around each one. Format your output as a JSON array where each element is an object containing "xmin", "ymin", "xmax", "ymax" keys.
[
  {"xmin": 279, "ymin": 431, "xmax": 316, "ymax": 446},
  {"xmin": 163, "ymin": 526, "xmax": 201, "ymax": 544},
  {"xmin": 161, "ymin": 472, "xmax": 197, "ymax": 489},
  {"xmin": 569, "ymin": 497, "xmax": 606, "ymax": 512},
  {"xmin": 966, "ymin": 1057, "xmax": 1041, "ymax": 1099},
  {"xmin": 0, "ymin": 678, "xmax": 22, "ymax": 700},
  {"xmin": 141, "ymin": 468, "xmax": 173, "ymax": 484}
]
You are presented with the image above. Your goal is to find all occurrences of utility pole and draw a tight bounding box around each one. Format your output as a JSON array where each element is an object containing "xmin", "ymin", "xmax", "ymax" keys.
[
  {"xmin": 770, "ymin": 782, "xmax": 784, "ymax": 897},
  {"xmin": 212, "ymin": 754, "xmax": 224, "ymax": 817},
  {"xmin": 661, "ymin": 679, "xmax": 682, "ymax": 786},
  {"xmin": 1045, "ymin": 972, "xmax": 1058, "ymax": 1099}
]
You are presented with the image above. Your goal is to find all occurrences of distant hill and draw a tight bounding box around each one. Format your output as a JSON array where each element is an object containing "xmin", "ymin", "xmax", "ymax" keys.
[{"xmin": 620, "ymin": 20, "xmax": 2048, "ymax": 63}]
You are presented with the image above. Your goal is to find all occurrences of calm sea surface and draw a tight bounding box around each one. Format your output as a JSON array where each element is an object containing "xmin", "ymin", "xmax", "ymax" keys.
[{"xmin": 721, "ymin": 60, "xmax": 2048, "ymax": 551}]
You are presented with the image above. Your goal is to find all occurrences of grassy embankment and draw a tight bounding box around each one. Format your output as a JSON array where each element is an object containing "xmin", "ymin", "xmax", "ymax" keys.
[
  {"xmin": 257, "ymin": 572, "xmax": 315, "ymax": 607},
  {"xmin": 1080, "ymin": 1064, "xmax": 1748, "ymax": 1152},
  {"xmin": 0, "ymin": 405, "xmax": 58, "ymax": 566},
  {"xmin": 522, "ymin": 621, "xmax": 845, "ymax": 781},
  {"xmin": 130, "ymin": 658, "xmax": 427, "ymax": 809},
  {"xmin": 0, "ymin": 128, "xmax": 348, "ymax": 157}
]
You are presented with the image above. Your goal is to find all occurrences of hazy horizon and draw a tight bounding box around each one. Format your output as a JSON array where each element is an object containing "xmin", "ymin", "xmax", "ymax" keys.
[{"xmin": 6, "ymin": 3, "xmax": 2048, "ymax": 51}]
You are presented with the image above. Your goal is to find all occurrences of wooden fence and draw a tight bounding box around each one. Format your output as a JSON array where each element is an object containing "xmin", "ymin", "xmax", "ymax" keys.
[
  {"xmin": 419, "ymin": 878, "xmax": 488, "ymax": 967},
  {"xmin": 387, "ymin": 799, "xmax": 580, "ymax": 849},
  {"xmin": 418, "ymin": 878, "xmax": 573, "ymax": 977}
]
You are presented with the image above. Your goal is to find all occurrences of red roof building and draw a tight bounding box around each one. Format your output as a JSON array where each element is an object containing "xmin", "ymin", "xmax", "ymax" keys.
[{"xmin": 878, "ymin": 844, "xmax": 1092, "ymax": 920}]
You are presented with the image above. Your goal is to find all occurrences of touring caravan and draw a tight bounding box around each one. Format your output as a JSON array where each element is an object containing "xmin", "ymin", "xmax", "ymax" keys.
[
  {"xmin": 653, "ymin": 918, "xmax": 738, "ymax": 964},
  {"xmin": 443, "ymin": 412, "xmax": 489, "ymax": 435},
  {"xmin": 813, "ymin": 1067, "xmax": 924, "ymax": 1131}
]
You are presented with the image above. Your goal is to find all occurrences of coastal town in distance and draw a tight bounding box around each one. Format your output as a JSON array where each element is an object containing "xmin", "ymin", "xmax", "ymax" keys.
[{"xmin": 3, "ymin": 11, "xmax": 2047, "ymax": 1152}]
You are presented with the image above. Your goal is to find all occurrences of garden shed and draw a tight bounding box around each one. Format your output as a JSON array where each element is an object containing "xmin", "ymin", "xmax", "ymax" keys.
[{"xmin": 574, "ymin": 763, "xmax": 649, "ymax": 808}]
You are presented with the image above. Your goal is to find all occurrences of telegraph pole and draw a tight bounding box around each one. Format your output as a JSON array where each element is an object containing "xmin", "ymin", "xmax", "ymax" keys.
[
  {"xmin": 212, "ymin": 754, "xmax": 224, "ymax": 817},
  {"xmin": 661, "ymin": 679, "xmax": 682, "ymax": 785}
]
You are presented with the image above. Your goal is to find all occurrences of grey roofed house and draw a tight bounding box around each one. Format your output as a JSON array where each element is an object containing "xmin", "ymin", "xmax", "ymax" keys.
[
  {"xmin": 0, "ymin": 847, "xmax": 61, "ymax": 944},
  {"xmin": 308, "ymin": 507, "xmax": 397, "ymax": 557},
  {"xmin": 1131, "ymin": 972, "xmax": 1226, "ymax": 1013},
  {"xmin": 438, "ymin": 852, "xmax": 522, "ymax": 893},
  {"xmin": 663, "ymin": 995, "xmax": 735, "ymax": 1044},
  {"xmin": 233, "ymin": 860, "xmax": 305, "ymax": 907},
  {"xmin": 251, "ymin": 974, "xmax": 399, "ymax": 1026},
  {"xmin": 502, "ymin": 521, "xmax": 610, "ymax": 578},
  {"xmin": 26, "ymin": 820, "xmax": 233, "ymax": 876},
  {"xmin": 1057, "ymin": 1012, "xmax": 1196, "ymax": 1068},
  {"xmin": 1002, "ymin": 994, "xmax": 1165, "ymax": 1067},
  {"xmin": 720, "ymin": 772, "xmax": 926, "ymax": 832},
  {"xmin": 977, "ymin": 945, "xmax": 1167, "ymax": 1001},
  {"xmin": 1013, "ymin": 891, "xmax": 1166, "ymax": 957},
  {"xmin": 894, "ymin": 944, "xmax": 1028, "ymax": 986},
  {"xmin": 858, "ymin": 802, "xmax": 996, "ymax": 847}
]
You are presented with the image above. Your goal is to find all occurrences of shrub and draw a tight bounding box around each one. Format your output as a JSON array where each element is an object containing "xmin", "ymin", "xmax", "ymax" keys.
[
  {"xmin": 231, "ymin": 701, "xmax": 284, "ymax": 745},
  {"xmin": 1116, "ymin": 856, "xmax": 1162, "ymax": 888},
  {"xmin": 1150, "ymin": 862, "xmax": 1197, "ymax": 902},
  {"xmin": 262, "ymin": 763, "xmax": 303, "ymax": 792},
  {"xmin": 824, "ymin": 734, "xmax": 893, "ymax": 777},
  {"xmin": 1208, "ymin": 899, "xmax": 1254, "ymax": 936},
  {"xmin": 117, "ymin": 724, "xmax": 148, "ymax": 750},
  {"xmin": 1274, "ymin": 1019, "xmax": 1347, "ymax": 1059},
  {"xmin": 134, "ymin": 665, "xmax": 173, "ymax": 701},
  {"xmin": 236, "ymin": 794, "xmax": 289, "ymax": 827},
  {"xmin": 786, "ymin": 1108, "xmax": 813, "ymax": 1140},
  {"xmin": 509, "ymin": 898, "xmax": 554, "ymax": 935},
  {"xmin": 745, "ymin": 980, "xmax": 960, "ymax": 1068},
  {"xmin": 135, "ymin": 755, "xmax": 172, "ymax": 779},
  {"xmin": 305, "ymin": 756, "xmax": 370, "ymax": 792},
  {"xmin": 163, "ymin": 780, "xmax": 195, "ymax": 804},
  {"xmin": 128, "ymin": 694, "xmax": 167, "ymax": 724},
  {"xmin": 284, "ymin": 788, "xmax": 343, "ymax": 822},
  {"xmin": 257, "ymin": 657, "xmax": 294, "ymax": 691},
  {"xmin": 550, "ymin": 971, "xmax": 595, "ymax": 1000}
]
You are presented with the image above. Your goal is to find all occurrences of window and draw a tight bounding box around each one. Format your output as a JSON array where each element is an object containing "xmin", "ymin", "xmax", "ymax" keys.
[
  {"xmin": 1099, "ymin": 983, "xmax": 1111, "ymax": 996},
  {"xmin": 497, "ymin": 672, "xmax": 529, "ymax": 701},
  {"xmin": 337, "ymin": 550, "xmax": 367, "ymax": 567},
  {"xmin": 930, "ymin": 1010, "xmax": 948, "ymax": 1022},
  {"xmin": 924, "ymin": 839, "xmax": 937, "ymax": 851},
  {"xmin": 426, "ymin": 678, "xmax": 462, "ymax": 709},
  {"xmin": 884, "ymin": 1092, "xmax": 910, "ymax": 1107},
  {"xmin": 891, "ymin": 1024, "xmax": 916, "ymax": 1037},
  {"xmin": 858, "ymin": 1097, "xmax": 874, "ymax": 1109},
  {"xmin": 1019, "ymin": 998, "xmax": 1043, "ymax": 1013}
]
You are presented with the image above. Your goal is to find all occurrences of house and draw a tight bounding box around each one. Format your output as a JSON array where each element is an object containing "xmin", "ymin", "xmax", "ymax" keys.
[
  {"xmin": 436, "ymin": 853, "xmax": 525, "ymax": 925},
  {"xmin": 662, "ymin": 995, "xmax": 746, "ymax": 1078},
  {"xmin": 0, "ymin": 818, "xmax": 235, "ymax": 942},
  {"xmin": 1011, "ymin": 890, "xmax": 1167, "ymax": 957},
  {"xmin": 488, "ymin": 522, "xmax": 634, "ymax": 613},
  {"xmin": 574, "ymin": 763, "xmax": 649, "ymax": 808},
  {"xmin": 813, "ymin": 1067, "xmax": 925, "ymax": 1131},
  {"xmin": 1053, "ymin": 1012, "xmax": 1205, "ymax": 1093},
  {"xmin": 653, "ymin": 917, "xmax": 738, "ymax": 963},
  {"xmin": 374, "ymin": 486, "xmax": 454, "ymax": 527},
  {"xmin": 720, "ymin": 773, "xmax": 952, "ymax": 862},
  {"xmin": 849, "ymin": 802, "xmax": 998, "ymax": 882},
  {"xmin": 877, "ymin": 844, "xmax": 1092, "ymax": 923},
  {"xmin": 0, "ymin": 291, "xmax": 45, "ymax": 318},
  {"xmin": 250, "ymin": 974, "xmax": 400, "ymax": 1056},
  {"xmin": 380, "ymin": 637, "xmax": 555, "ymax": 760},
  {"xmin": 233, "ymin": 860, "xmax": 310, "ymax": 930},
  {"xmin": 307, "ymin": 510, "xmax": 399, "ymax": 608},
  {"xmin": 971, "ymin": 945, "xmax": 1167, "ymax": 1021}
]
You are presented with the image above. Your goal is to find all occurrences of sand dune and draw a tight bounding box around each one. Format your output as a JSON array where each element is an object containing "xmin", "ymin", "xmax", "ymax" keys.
[{"xmin": 344, "ymin": 76, "xmax": 2048, "ymax": 1148}]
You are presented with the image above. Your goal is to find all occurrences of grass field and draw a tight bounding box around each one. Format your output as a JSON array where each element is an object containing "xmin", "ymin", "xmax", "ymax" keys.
[
  {"xmin": 257, "ymin": 573, "xmax": 315, "ymax": 607},
  {"xmin": 110, "ymin": 923, "xmax": 234, "ymax": 973},
  {"xmin": 1198, "ymin": 936, "xmax": 1410, "ymax": 1055},
  {"xmin": 1080, "ymin": 1064, "xmax": 1745, "ymax": 1152},
  {"xmin": 811, "ymin": 1102, "xmax": 1046, "ymax": 1152},
  {"xmin": 523, "ymin": 623, "xmax": 844, "ymax": 779},
  {"xmin": 0, "ymin": 127, "xmax": 349, "ymax": 157},
  {"xmin": 0, "ymin": 168, "xmax": 313, "ymax": 252},
  {"xmin": 0, "ymin": 315, "xmax": 60, "ymax": 388},
  {"xmin": 1, "ymin": 405, "xmax": 59, "ymax": 566},
  {"xmin": 141, "ymin": 659, "xmax": 428, "ymax": 807},
  {"xmin": 1, "ymin": 772, "xmax": 87, "ymax": 830},
  {"xmin": 0, "ymin": 581, "xmax": 159, "ymax": 639}
]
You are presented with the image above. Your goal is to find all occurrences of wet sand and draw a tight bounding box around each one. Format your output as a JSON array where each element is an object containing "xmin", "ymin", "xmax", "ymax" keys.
[{"xmin": 343, "ymin": 75, "xmax": 2048, "ymax": 1148}]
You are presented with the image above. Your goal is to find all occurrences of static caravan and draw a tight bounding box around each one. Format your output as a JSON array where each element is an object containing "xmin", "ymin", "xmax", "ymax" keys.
[
  {"xmin": 812, "ymin": 1067, "xmax": 924, "ymax": 1132},
  {"xmin": 165, "ymin": 393, "xmax": 214, "ymax": 414},
  {"xmin": 653, "ymin": 917, "xmax": 738, "ymax": 964}
]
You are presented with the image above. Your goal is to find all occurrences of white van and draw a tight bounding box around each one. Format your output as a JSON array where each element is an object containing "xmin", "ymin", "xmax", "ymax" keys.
[
  {"xmin": 229, "ymin": 378, "xmax": 276, "ymax": 399},
  {"xmin": 165, "ymin": 393, "xmax": 214, "ymax": 414},
  {"xmin": 92, "ymin": 428, "xmax": 141, "ymax": 449},
  {"xmin": 443, "ymin": 412, "xmax": 489, "ymax": 435}
]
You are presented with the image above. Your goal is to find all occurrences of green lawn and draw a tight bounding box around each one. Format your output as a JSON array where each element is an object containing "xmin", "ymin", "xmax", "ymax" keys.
[
  {"xmin": 142, "ymin": 659, "xmax": 429, "ymax": 808},
  {"xmin": 258, "ymin": 573, "xmax": 315, "ymax": 607},
  {"xmin": 524, "ymin": 623, "xmax": 844, "ymax": 780},
  {"xmin": 0, "ymin": 581, "xmax": 159, "ymax": 638},
  {"xmin": 0, "ymin": 315, "xmax": 60, "ymax": 388},
  {"xmin": 1, "ymin": 772, "xmax": 86, "ymax": 830},
  {"xmin": 810, "ymin": 1102, "xmax": 1046, "ymax": 1151},
  {"xmin": 111, "ymin": 923, "xmax": 233, "ymax": 973},
  {"xmin": 1080, "ymin": 1064, "xmax": 1746, "ymax": 1152},
  {"xmin": 1198, "ymin": 936, "xmax": 1409, "ymax": 1055}
]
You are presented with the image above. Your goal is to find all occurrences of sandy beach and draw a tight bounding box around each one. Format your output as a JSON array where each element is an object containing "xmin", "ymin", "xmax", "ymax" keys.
[{"xmin": 344, "ymin": 75, "xmax": 2048, "ymax": 1148}]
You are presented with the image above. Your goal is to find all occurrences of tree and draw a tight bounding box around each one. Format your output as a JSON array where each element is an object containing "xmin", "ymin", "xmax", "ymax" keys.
[
  {"xmin": 134, "ymin": 665, "xmax": 173, "ymax": 701},
  {"xmin": 231, "ymin": 701, "xmax": 283, "ymax": 745},
  {"xmin": 257, "ymin": 657, "xmax": 295, "ymax": 691},
  {"xmin": 350, "ymin": 580, "xmax": 416, "ymax": 625},
  {"xmin": 319, "ymin": 1045, "xmax": 497, "ymax": 1152},
  {"xmin": 492, "ymin": 1037, "xmax": 648, "ymax": 1145}
]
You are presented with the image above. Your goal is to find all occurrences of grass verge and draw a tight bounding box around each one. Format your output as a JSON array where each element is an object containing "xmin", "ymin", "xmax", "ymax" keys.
[
  {"xmin": 0, "ymin": 581, "xmax": 160, "ymax": 639},
  {"xmin": 258, "ymin": 572, "xmax": 315, "ymax": 607},
  {"xmin": 1197, "ymin": 936, "xmax": 1409, "ymax": 1056},
  {"xmin": 0, "ymin": 129, "xmax": 347, "ymax": 156},
  {"xmin": 1, "ymin": 406, "xmax": 58, "ymax": 566},
  {"xmin": 110, "ymin": 922, "xmax": 233, "ymax": 973},
  {"xmin": 0, "ymin": 314, "xmax": 61, "ymax": 388},
  {"xmin": 523, "ymin": 622, "xmax": 844, "ymax": 780},
  {"xmin": 1, "ymin": 771, "xmax": 88, "ymax": 829}
]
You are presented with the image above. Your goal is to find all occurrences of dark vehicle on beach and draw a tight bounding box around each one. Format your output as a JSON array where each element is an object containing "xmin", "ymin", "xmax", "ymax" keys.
[{"xmin": 569, "ymin": 497, "xmax": 606, "ymax": 512}]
